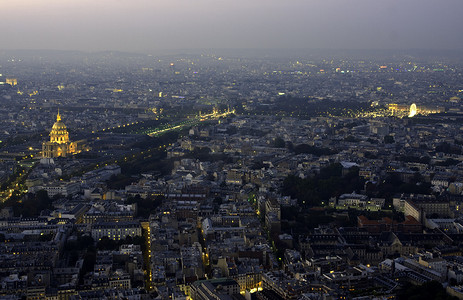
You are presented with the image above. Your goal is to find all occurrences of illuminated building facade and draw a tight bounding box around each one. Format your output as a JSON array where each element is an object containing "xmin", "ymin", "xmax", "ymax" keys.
[
  {"xmin": 388, "ymin": 103, "xmax": 444, "ymax": 118},
  {"xmin": 388, "ymin": 104, "xmax": 411, "ymax": 116},
  {"xmin": 5, "ymin": 78, "xmax": 17, "ymax": 86},
  {"xmin": 42, "ymin": 111, "xmax": 83, "ymax": 158}
]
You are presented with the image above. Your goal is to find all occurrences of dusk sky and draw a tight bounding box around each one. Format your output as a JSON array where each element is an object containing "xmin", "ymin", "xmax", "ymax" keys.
[{"xmin": 1, "ymin": 0, "xmax": 463, "ymax": 53}]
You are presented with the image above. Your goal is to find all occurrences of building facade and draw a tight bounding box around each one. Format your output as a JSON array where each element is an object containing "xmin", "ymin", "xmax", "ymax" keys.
[{"xmin": 42, "ymin": 111, "xmax": 84, "ymax": 158}]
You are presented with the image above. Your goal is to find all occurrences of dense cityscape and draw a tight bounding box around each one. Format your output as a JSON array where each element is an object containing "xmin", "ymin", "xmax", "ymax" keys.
[{"xmin": 1, "ymin": 49, "xmax": 463, "ymax": 300}]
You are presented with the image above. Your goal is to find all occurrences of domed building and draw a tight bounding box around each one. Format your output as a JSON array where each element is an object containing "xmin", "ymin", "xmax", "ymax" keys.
[{"xmin": 42, "ymin": 111, "xmax": 83, "ymax": 158}]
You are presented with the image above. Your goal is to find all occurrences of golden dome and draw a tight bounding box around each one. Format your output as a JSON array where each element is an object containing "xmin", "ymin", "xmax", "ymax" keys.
[
  {"xmin": 50, "ymin": 110, "xmax": 70, "ymax": 144},
  {"xmin": 51, "ymin": 120, "xmax": 67, "ymax": 132}
]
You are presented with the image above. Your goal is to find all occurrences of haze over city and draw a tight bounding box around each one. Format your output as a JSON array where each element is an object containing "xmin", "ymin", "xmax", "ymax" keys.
[
  {"xmin": 1, "ymin": 0, "xmax": 463, "ymax": 53},
  {"xmin": 3, "ymin": 1, "xmax": 463, "ymax": 299}
]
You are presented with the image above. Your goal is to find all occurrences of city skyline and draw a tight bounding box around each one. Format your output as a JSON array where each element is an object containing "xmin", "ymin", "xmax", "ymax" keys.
[{"xmin": 2, "ymin": 1, "xmax": 463, "ymax": 298}]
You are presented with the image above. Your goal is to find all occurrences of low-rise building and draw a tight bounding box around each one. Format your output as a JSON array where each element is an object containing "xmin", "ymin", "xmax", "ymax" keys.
[{"xmin": 91, "ymin": 222, "xmax": 141, "ymax": 241}]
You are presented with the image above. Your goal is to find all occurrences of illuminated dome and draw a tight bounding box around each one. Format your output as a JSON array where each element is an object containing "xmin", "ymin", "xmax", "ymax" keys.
[
  {"xmin": 409, "ymin": 103, "xmax": 417, "ymax": 118},
  {"xmin": 52, "ymin": 120, "xmax": 67, "ymax": 131},
  {"xmin": 49, "ymin": 111, "xmax": 70, "ymax": 144},
  {"xmin": 42, "ymin": 110, "xmax": 86, "ymax": 158}
]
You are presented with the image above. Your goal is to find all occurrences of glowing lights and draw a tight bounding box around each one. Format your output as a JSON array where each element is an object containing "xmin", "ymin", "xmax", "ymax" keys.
[
  {"xmin": 6, "ymin": 78, "xmax": 17, "ymax": 86},
  {"xmin": 409, "ymin": 103, "xmax": 417, "ymax": 118}
]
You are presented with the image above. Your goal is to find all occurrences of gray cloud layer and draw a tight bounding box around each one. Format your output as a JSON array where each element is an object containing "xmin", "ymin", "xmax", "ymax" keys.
[{"xmin": 1, "ymin": 0, "xmax": 462, "ymax": 52}]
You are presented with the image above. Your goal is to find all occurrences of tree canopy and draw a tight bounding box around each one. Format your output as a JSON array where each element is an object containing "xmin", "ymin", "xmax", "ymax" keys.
[{"xmin": 282, "ymin": 163, "xmax": 364, "ymax": 207}]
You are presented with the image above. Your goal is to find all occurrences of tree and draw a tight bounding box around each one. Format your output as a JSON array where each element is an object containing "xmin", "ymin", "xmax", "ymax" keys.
[
  {"xmin": 397, "ymin": 280, "xmax": 458, "ymax": 300},
  {"xmin": 436, "ymin": 142, "xmax": 461, "ymax": 155},
  {"xmin": 2, "ymin": 190, "xmax": 53, "ymax": 218},
  {"xmin": 293, "ymin": 144, "xmax": 337, "ymax": 156},
  {"xmin": 251, "ymin": 160, "xmax": 265, "ymax": 170},
  {"xmin": 384, "ymin": 135, "xmax": 395, "ymax": 144},
  {"xmin": 273, "ymin": 137, "xmax": 286, "ymax": 148},
  {"xmin": 107, "ymin": 174, "xmax": 137, "ymax": 189},
  {"xmin": 282, "ymin": 163, "xmax": 364, "ymax": 208},
  {"xmin": 344, "ymin": 135, "xmax": 359, "ymax": 142},
  {"xmin": 125, "ymin": 194, "xmax": 164, "ymax": 218},
  {"xmin": 213, "ymin": 197, "xmax": 223, "ymax": 206},
  {"xmin": 226, "ymin": 126, "xmax": 238, "ymax": 135},
  {"xmin": 79, "ymin": 248, "xmax": 96, "ymax": 284},
  {"xmin": 97, "ymin": 236, "xmax": 118, "ymax": 250}
]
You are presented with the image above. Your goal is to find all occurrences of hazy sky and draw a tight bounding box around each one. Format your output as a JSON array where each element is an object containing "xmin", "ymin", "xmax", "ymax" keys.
[{"xmin": 1, "ymin": 0, "xmax": 463, "ymax": 53}]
